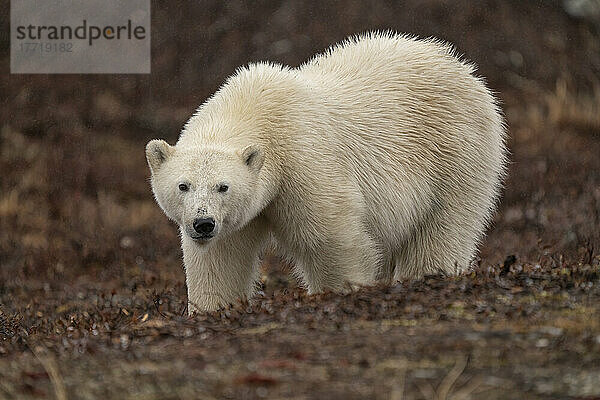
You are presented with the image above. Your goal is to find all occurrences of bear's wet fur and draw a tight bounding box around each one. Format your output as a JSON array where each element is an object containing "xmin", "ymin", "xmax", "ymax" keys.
[{"xmin": 146, "ymin": 32, "xmax": 507, "ymax": 313}]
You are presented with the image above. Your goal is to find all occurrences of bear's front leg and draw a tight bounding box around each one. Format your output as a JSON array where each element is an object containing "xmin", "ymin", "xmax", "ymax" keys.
[{"xmin": 180, "ymin": 219, "xmax": 268, "ymax": 314}]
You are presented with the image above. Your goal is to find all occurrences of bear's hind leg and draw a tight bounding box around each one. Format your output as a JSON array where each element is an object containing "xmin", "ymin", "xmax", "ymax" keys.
[
  {"xmin": 392, "ymin": 215, "xmax": 476, "ymax": 280},
  {"xmin": 295, "ymin": 222, "xmax": 383, "ymax": 294}
]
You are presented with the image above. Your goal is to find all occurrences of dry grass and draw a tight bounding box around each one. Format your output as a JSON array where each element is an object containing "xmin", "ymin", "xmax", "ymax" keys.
[
  {"xmin": 547, "ymin": 78, "xmax": 600, "ymax": 132},
  {"xmin": 1, "ymin": 1, "xmax": 600, "ymax": 399}
]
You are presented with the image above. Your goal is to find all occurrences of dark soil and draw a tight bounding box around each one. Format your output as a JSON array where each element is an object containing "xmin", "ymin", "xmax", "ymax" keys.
[{"xmin": 1, "ymin": 1, "xmax": 600, "ymax": 399}]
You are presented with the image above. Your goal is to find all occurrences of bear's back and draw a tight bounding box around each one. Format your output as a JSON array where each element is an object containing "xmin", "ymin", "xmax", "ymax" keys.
[
  {"xmin": 299, "ymin": 33, "xmax": 472, "ymax": 87},
  {"xmin": 296, "ymin": 32, "xmax": 504, "ymax": 174}
]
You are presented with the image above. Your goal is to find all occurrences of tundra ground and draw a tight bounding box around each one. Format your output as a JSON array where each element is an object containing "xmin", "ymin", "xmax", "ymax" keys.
[{"xmin": 1, "ymin": 1, "xmax": 599, "ymax": 399}]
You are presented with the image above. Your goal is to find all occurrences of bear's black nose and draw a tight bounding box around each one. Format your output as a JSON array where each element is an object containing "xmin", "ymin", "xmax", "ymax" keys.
[{"xmin": 193, "ymin": 217, "xmax": 215, "ymax": 235}]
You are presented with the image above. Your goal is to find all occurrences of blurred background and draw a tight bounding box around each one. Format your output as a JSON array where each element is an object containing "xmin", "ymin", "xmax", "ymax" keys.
[{"xmin": 1, "ymin": 1, "xmax": 599, "ymax": 399}]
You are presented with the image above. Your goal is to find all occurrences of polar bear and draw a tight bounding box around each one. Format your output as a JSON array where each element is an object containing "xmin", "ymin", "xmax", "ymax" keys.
[{"xmin": 146, "ymin": 32, "xmax": 507, "ymax": 313}]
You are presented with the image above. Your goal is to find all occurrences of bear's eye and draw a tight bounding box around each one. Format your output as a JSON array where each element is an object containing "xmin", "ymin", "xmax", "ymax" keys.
[
  {"xmin": 217, "ymin": 184, "xmax": 229, "ymax": 193},
  {"xmin": 178, "ymin": 183, "xmax": 189, "ymax": 192}
]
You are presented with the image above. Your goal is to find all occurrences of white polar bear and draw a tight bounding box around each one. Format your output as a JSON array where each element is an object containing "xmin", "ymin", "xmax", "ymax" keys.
[{"xmin": 146, "ymin": 32, "xmax": 507, "ymax": 313}]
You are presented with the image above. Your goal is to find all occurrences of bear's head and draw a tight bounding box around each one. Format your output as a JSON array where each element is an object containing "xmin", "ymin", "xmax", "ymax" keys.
[{"xmin": 146, "ymin": 139, "xmax": 264, "ymax": 244}]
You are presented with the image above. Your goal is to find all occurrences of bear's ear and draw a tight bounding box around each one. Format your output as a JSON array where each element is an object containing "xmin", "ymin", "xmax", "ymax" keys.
[
  {"xmin": 240, "ymin": 144, "xmax": 264, "ymax": 172},
  {"xmin": 146, "ymin": 139, "xmax": 173, "ymax": 174}
]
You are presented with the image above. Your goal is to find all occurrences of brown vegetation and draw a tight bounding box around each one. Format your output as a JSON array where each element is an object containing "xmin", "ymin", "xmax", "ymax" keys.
[{"xmin": 1, "ymin": 1, "xmax": 599, "ymax": 399}]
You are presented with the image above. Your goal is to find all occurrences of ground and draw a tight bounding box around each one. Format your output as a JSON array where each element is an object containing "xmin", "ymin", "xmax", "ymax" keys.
[{"xmin": 1, "ymin": 1, "xmax": 600, "ymax": 399}]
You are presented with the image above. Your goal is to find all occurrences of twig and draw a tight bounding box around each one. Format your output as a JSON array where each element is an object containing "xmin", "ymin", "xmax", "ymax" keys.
[
  {"xmin": 437, "ymin": 355, "xmax": 469, "ymax": 400},
  {"xmin": 450, "ymin": 376, "xmax": 484, "ymax": 400},
  {"xmin": 28, "ymin": 344, "xmax": 67, "ymax": 400}
]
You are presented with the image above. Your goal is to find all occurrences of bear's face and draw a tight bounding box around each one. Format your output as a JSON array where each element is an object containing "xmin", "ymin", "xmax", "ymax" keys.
[{"xmin": 146, "ymin": 140, "xmax": 264, "ymax": 245}]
